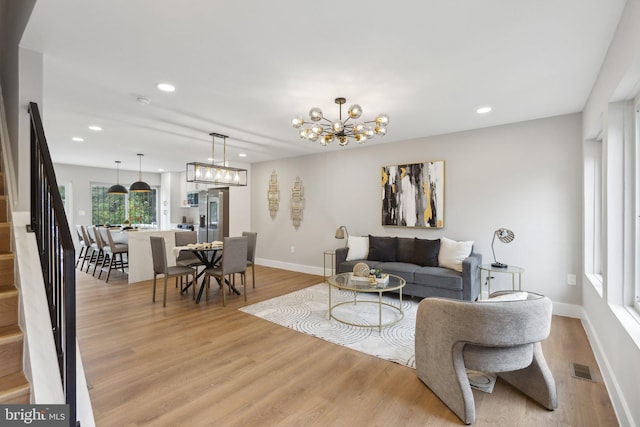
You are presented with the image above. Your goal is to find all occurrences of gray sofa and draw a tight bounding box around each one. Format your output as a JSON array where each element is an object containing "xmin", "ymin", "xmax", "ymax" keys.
[{"xmin": 335, "ymin": 236, "xmax": 481, "ymax": 300}]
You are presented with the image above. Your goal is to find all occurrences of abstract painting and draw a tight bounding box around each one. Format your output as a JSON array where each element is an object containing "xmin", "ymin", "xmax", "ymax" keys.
[{"xmin": 381, "ymin": 161, "xmax": 444, "ymax": 228}]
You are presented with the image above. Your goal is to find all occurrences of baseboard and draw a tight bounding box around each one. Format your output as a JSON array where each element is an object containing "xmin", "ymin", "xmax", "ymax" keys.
[
  {"xmin": 256, "ymin": 258, "xmax": 324, "ymax": 277},
  {"xmin": 552, "ymin": 301, "xmax": 582, "ymax": 318}
]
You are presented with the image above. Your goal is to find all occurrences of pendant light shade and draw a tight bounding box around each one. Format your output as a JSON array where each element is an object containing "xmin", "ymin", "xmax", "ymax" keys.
[
  {"xmin": 130, "ymin": 153, "xmax": 151, "ymax": 192},
  {"xmin": 107, "ymin": 160, "xmax": 128, "ymax": 194}
]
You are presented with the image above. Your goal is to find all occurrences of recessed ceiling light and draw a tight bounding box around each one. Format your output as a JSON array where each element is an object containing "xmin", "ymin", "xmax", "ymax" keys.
[
  {"xmin": 88, "ymin": 125, "xmax": 102, "ymax": 131},
  {"xmin": 476, "ymin": 106, "xmax": 492, "ymax": 114},
  {"xmin": 239, "ymin": 153, "xmax": 247, "ymax": 158},
  {"xmin": 157, "ymin": 83, "xmax": 176, "ymax": 92},
  {"xmin": 157, "ymin": 168, "xmax": 165, "ymax": 172},
  {"xmin": 72, "ymin": 137, "xmax": 84, "ymax": 142},
  {"xmin": 207, "ymin": 157, "xmax": 214, "ymax": 161}
]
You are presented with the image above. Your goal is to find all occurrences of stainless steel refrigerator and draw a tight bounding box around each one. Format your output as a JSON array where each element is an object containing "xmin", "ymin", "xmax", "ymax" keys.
[{"xmin": 197, "ymin": 188, "xmax": 229, "ymax": 243}]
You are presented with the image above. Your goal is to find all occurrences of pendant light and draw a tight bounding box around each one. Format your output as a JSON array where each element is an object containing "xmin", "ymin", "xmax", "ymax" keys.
[
  {"xmin": 107, "ymin": 160, "xmax": 128, "ymax": 194},
  {"xmin": 130, "ymin": 153, "xmax": 151, "ymax": 192}
]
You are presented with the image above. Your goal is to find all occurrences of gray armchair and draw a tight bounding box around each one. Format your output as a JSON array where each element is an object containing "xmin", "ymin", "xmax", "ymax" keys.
[{"xmin": 415, "ymin": 292, "xmax": 557, "ymax": 424}]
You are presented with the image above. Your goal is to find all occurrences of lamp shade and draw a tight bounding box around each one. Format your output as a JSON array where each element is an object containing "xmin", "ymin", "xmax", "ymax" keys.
[
  {"xmin": 130, "ymin": 153, "xmax": 151, "ymax": 193},
  {"xmin": 107, "ymin": 183, "xmax": 128, "ymax": 194},
  {"xmin": 129, "ymin": 181, "xmax": 152, "ymax": 192},
  {"xmin": 107, "ymin": 160, "xmax": 128, "ymax": 194}
]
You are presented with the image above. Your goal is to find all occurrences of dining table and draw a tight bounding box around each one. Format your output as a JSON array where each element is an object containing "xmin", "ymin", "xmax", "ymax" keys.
[{"xmin": 172, "ymin": 242, "xmax": 240, "ymax": 303}]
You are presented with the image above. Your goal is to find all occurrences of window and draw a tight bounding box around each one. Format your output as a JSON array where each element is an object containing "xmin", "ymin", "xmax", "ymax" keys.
[
  {"xmin": 91, "ymin": 184, "xmax": 158, "ymax": 226},
  {"xmin": 129, "ymin": 190, "xmax": 157, "ymax": 225},
  {"xmin": 92, "ymin": 184, "xmax": 126, "ymax": 225},
  {"xmin": 584, "ymin": 136, "xmax": 603, "ymax": 290}
]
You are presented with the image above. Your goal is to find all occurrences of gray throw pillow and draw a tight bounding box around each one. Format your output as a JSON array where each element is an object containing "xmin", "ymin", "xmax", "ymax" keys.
[
  {"xmin": 411, "ymin": 238, "xmax": 440, "ymax": 267},
  {"xmin": 368, "ymin": 235, "xmax": 397, "ymax": 262}
]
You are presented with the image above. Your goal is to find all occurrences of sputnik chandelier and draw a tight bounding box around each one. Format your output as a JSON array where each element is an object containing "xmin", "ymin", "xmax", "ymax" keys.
[{"xmin": 292, "ymin": 97, "xmax": 389, "ymax": 146}]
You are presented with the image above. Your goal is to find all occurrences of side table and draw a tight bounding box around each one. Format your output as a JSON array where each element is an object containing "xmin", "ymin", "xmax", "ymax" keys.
[
  {"xmin": 323, "ymin": 249, "xmax": 336, "ymax": 282},
  {"xmin": 479, "ymin": 264, "xmax": 524, "ymax": 297}
]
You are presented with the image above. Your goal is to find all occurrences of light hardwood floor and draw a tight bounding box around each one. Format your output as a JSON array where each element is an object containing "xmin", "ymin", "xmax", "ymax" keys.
[{"xmin": 76, "ymin": 266, "xmax": 618, "ymax": 426}]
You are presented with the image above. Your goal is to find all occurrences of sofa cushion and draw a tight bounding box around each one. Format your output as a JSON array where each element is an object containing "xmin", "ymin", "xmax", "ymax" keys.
[
  {"xmin": 375, "ymin": 262, "xmax": 420, "ymax": 284},
  {"xmin": 346, "ymin": 235, "xmax": 369, "ymax": 261},
  {"xmin": 396, "ymin": 237, "xmax": 415, "ymax": 263},
  {"xmin": 368, "ymin": 235, "xmax": 397, "ymax": 262},
  {"xmin": 414, "ymin": 266, "xmax": 464, "ymax": 291},
  {"xmin": 411, "ymin": 238, "xmax": 440, "ymax": 267},
  {"xmin": 438, "ymin": 236, "xmax": 473, "ymax": 272}
]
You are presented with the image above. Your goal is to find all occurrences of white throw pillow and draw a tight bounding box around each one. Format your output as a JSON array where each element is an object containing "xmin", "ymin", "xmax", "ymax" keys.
[
  {"xmin": 438, "ymin": 236, "xmax": 473, "ymax": 272},
  {"xmin": 346, "ymin": 236, "xmax": 369, "ymax": 261},
  {"xmin": 478, "ymin": 291, "xmax": 529, "ymax": 302}
]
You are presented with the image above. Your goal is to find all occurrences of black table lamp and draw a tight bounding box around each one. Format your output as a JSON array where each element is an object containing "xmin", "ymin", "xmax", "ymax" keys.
[{"xmin": 491, "ymin": 228, "xmax": 514, "ymax": 268}]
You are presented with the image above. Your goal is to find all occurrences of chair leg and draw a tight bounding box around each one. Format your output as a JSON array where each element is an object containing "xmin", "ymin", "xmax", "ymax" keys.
[
  {"xmin": 252, "ymin": 264, "xmax": 255, "ymax": 288},
  {"xmin": 152, "ymin": 275, "xmax": 157, "ymax": 302},
  {"xmin": 105, "ymin": 253, "xmax": 115, "ymax": 283},
  {"xmin": 222, "ymin": 275, "xmax": 227, "ymax": 307},
  {"xmin": 76, "ymin": 246, "xmax": 85, "ymax": 268},
  {"xmin": 243, "ymin": 272, "xmax": 247, "ymax": 302},
  {"xmin": 163, "ymin": 276, "xmax": 168, "ymax": 307}
]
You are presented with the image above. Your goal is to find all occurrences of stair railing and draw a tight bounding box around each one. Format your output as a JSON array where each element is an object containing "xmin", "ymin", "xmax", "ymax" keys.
[{"xmin": 28, "ymin": 102, "xmax": 77, "ymax": 426}]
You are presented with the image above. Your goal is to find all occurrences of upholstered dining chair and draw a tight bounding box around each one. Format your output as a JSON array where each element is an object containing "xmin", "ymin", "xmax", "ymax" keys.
[
  {"xmin": 100, "ymin": 228, "xmax": 129, "ymax": 283},
  {"xmin": 203, "ymin": 236, "xmax": 248, "ymax": 306},
  {"xmin": 81, "ymin": 225, "xmax": 99, "ymax": 273},
  {"xmin": 89, "ymin": 226, "xmax": 107, "ymax": 277},
  {"xmin": 75, "ymin": 225, "xmax": 88, "ymax": 268},
  {"xmin": 414, "ymin": 291, "xmax": 557, "ymax": 425},
  {"xmin": 150, "ymin": 236, "xmax": 196, "ymax": 307},
  {"xmin": 175, "ymin": 231, "xmax": 204, "ymax": 268},
  {"xmin": 242, "ymin": 231, "xmax": 257, "ymax": 288}
]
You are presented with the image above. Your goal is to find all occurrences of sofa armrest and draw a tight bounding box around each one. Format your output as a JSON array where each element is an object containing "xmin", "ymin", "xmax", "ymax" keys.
[
  {"xmin": 335, "ymin": 247, "xmax": 348, "ymax": 266},
  {"xmin": 462, "ymin": 252, "xmax": 482, "ymax": 301}
]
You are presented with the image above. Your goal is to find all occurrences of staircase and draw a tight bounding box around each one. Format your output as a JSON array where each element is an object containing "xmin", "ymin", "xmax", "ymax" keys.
[{"xmin": 0, "ymin": 164, "xmax": 30, "ymax": 403}]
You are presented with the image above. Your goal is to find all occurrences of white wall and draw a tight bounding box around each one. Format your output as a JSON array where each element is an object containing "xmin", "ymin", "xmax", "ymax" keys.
[
  {"xmin": 581, "ymin": 1, "xmax": 640, "ymax": 426},
  {"xmin": 251, "ymin": 113, "xmax": 583, "ymax": 306}
]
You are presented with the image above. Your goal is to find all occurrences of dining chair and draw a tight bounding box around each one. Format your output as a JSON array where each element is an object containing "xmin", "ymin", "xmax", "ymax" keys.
[
  {"xmin": 75, "ymin": 225, "xmax": 88, "ymax": 268},
  {"xmin": 175, "ymin": 231, "xmax": 204, "ymax": 268},
  {"xmin": 150, "ymin": 236, "xmax": 196, "ymax": 307},
  {"xmin": 203, "ymin": 236, "xmax": 248, "ymax": 306},
  {"xmin": 100, "ymin": 228, "xmax": 129, "ymax": 282},
  {"xmin": 80, "ymin": 225, "xmax": 98, "ymax": 273},
  {"xmin": 89, "ymin": 226, "xmax": 107, "ymax": 276},
  {"xmin": 242, "ymin": 231, "xmax": 257, "ymax": 288}
]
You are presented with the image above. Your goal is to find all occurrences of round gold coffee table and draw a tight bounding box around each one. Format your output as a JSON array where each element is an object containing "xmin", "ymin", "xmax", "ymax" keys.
[{"xmin": 326, "ymin": 272, "xmax": 406, "ymax": 330}]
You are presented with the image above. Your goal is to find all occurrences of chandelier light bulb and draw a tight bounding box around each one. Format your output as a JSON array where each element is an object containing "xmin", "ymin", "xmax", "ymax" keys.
[
  {"xmin": 353, "ymin": 122, "xmax": 365, "ymax": 134},
  {"xmin": 348, "ymin": 104, "xmax": 362, "ymax": 119},
  {"xmin": 292, "ymin": 117, "xmax": 304, "ymax": 128},
  {"xmin": 332, "ymin": 120, "xmax": 344, "ymax": 133},
  {"xmin": 311, "ymin": 123, "xmax": 323, "ymax": 136},
  {"xmin": 375, "ymin": 114, "xmax": 389, "ymax": 126},
  {"xmin": 364, "ymin": 126, "xmax": 375, "ymax": 138},
  {"xmin": 375, "ymin": 126, "xmax": 387, "ymax": 136},
  {"xmin": 234, "ymin": 172, "xmax": 240, "ymax": 182},
  {"xmin": 338, "ymin": 136, "xmax": 349, "ymax": 146},
  {"xmin": 308, "ymin": 132, "xmax": 319, "ymax": 142},
  {"xmin": 323, "ymin": 134, "xmax": 335, "ymax": 144},
  {"xmin": 309, "ymin": 107, "xmax": 323, "ymax": 121},
  {"xmin": 355, "ymin": 134, "xmax": 367, "ymax": 143}
]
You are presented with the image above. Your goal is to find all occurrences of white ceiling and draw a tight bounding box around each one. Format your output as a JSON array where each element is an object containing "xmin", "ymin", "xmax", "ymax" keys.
[{"xmin": 20, "ymin": 0, "xmax": 626, "ymax": 174}]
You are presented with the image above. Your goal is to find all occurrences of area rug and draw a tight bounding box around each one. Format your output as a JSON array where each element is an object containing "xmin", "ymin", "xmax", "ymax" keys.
[{"xmin": 239, "ymin": 283, "xmax": 495, "ymax": 392}]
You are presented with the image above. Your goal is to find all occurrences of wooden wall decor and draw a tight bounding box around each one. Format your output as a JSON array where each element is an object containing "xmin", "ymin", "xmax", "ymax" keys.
[
  {"xmin": 268, "ymin": 170, "xmax": 279, "ymax": 218},
  {"xmin": 290, "ymin": 176, "xmax": 304, "ymax": 229}
]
